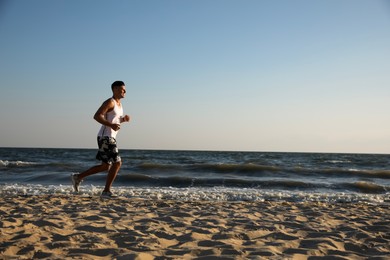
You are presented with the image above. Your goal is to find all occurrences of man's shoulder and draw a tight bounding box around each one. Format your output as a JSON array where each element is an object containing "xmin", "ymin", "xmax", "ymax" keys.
[{"xmin": 102, "ymin": 98, "xmax": 115, "ymax": 105}]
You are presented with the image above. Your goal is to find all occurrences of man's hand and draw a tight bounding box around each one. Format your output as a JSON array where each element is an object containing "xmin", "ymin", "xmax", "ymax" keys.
[
  {"xmin": 122, "ymin": 115, "xmax": 130, "ymax": 123},
  {"xmin": 110, "ymin": 124, "xmax": 121, "ymax": 131}
]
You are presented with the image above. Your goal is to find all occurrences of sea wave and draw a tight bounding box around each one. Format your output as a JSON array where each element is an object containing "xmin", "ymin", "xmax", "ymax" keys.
[
  {"xmin": 2, "ymin": 158, "xmax": 389, "ymax": 180},
  {"xmin": 0, "ymin": 160, "xmax": 80, "ymax": 172},
  {"xmin": 133, "ymin": 162, "xmax": 281, "ymax": 173},
  {"xmin": 2, "ymin": 149, "xmax": 390, "ymax": 198},
  {"xmin": 130, "ymin": 162, "xmax": 390, "ymax": 179},
  {"xmin": 136, "ymin": 163, "xmax": 182, "ymax": 171},
  {"xmin": 190, "ymin": 163, "xmax": 281, "ymax": 173},
  {"xmin": 116, "ymin": 173, "xmax": 390, "ymax": 194},
  {"xmin": 0, "ymin": 160, "xmax": 38, "ymax": 167},
  {"xmin": 348, "ymin": 181, "xmax": 389, "ymax": 194}
]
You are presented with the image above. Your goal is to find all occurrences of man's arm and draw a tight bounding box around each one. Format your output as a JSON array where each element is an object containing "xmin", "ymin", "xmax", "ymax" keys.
[{"xmin": 93, "ymin": 99, "xmax": 120, "ymax": 131}]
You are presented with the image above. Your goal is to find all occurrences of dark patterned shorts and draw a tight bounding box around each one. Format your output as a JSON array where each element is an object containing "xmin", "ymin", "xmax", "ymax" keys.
[{"xmin": 96, "ymin": 137, "xmax": 121, "ymax": 164}]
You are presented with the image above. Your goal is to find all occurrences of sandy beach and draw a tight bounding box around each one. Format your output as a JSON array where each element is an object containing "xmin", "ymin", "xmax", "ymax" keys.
[{"xmin": 0, "ymin": 195, "xmax": 389, "ymax": 259}]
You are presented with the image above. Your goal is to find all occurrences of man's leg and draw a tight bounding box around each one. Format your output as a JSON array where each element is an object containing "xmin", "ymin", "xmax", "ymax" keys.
[
  {"xmin": 78, "ymin": 163, "xmax": 111, "ymax": 180},
  {"xmin": 103, "ymin": 161, "xmax": 122, "ymax": 192},
  {"xmin": 72, "ymin": 163, "xmax": 111, "ymax": 192}
]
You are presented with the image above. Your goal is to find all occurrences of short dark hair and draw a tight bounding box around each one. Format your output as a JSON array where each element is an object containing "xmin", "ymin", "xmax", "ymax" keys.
[{"xmin": 111, "ymin": 81, "xmax": 125, "ymax": 91}]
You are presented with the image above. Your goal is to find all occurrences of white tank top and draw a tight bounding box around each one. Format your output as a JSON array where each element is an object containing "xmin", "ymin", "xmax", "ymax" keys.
[{"xmin": 97, "ymin": 98, "xmax": 124, "ymax": 138}]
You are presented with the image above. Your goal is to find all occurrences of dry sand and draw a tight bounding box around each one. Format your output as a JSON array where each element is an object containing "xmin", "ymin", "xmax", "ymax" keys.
[{"xmin": 0, "ymin": 195, "xmax": 389, "ymax": 259}]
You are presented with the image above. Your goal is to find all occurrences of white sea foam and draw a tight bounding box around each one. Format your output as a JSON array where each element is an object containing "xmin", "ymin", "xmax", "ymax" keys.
[
  {"xmin": 0, "ymin": 184, "xmax": 388, "ymax": 204},
  {"xmin": 0, "ymin": 160, "xmax": 37, "ymax": 167}
]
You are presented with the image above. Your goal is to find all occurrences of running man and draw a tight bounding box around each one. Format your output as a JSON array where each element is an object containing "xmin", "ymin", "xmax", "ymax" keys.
[{"xmin": 71, "ymin": 81, "xmax": 130, "ymax": 197}]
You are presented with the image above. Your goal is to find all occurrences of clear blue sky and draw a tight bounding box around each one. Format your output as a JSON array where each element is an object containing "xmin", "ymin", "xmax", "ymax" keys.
[{"xmin": 0, "ymin": 0, "xmax": 389, "ymax": 153}]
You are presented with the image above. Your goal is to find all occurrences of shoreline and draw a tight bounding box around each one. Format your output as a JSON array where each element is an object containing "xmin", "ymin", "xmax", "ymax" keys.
[
  {"xmin": 1, "ymin": 195, "xmax": 389, "ymax": 259},
  {"xmin": 1, "ymin": 184, "xmax": 389, "ymax": 205}
]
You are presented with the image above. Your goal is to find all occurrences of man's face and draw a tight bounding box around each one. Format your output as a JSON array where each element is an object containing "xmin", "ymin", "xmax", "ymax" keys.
[{"xmin": 114, "ymin": 85, "xmax": 126, "ymax": 99}]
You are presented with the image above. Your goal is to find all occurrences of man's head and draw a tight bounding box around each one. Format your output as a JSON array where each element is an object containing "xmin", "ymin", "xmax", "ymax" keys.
[
  {"xmin": 111, "ymin": 81, "xmax": 126, "ymax": 99},
  {"xmin": 111, "ymin": 81, "xmax": 125, "ymax": 91}
]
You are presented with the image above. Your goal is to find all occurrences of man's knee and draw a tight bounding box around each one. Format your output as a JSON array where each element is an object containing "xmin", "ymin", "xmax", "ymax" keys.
[
  {"xmin": 115, "ymin": 160, "xmax": 122, "ymax": 167},
  {"xmin": 101, "ymin": 163, "xmax": 111, "ymax": 171}
]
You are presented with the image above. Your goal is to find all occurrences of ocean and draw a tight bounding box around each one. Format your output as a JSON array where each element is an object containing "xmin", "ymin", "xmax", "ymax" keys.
[{"xmin": 0, "ymin": 148, "xmax": 389, "ymax": 204}]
